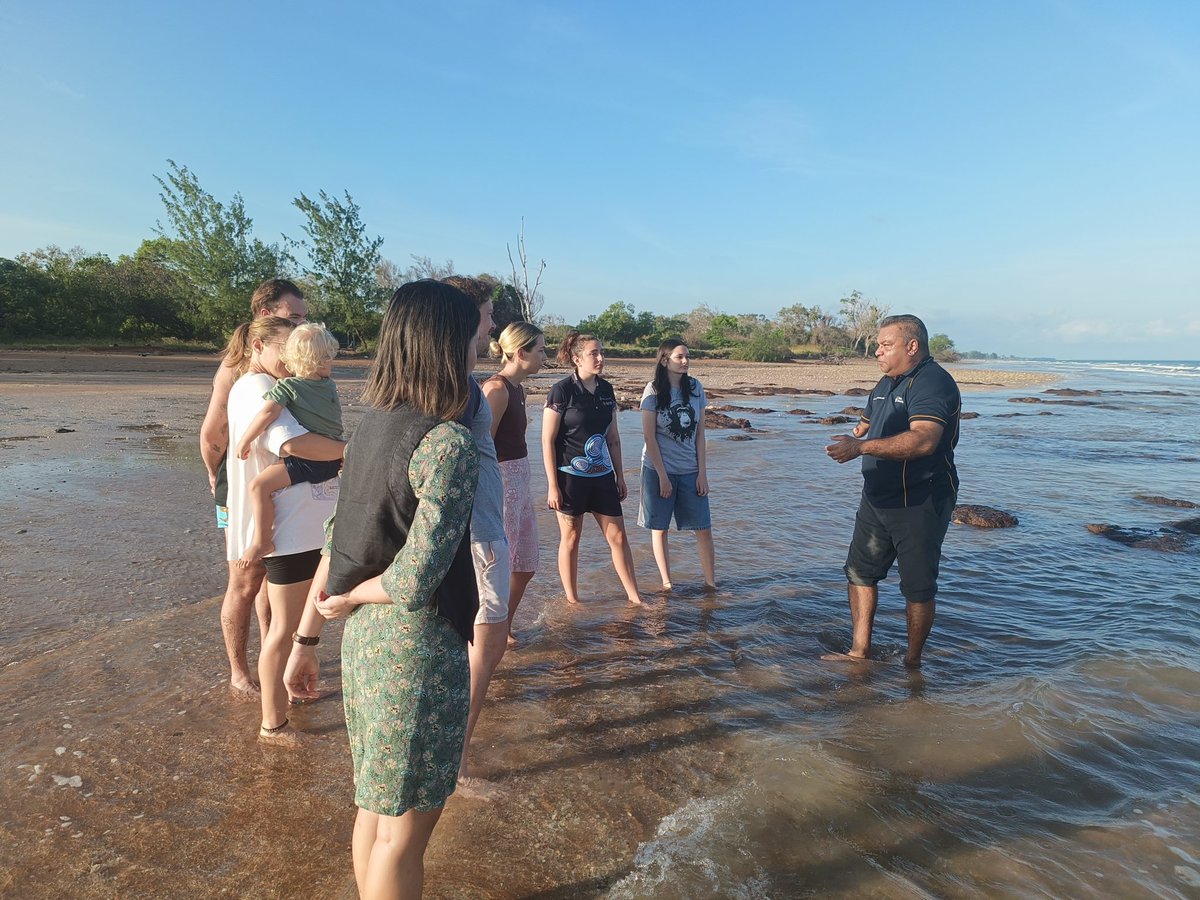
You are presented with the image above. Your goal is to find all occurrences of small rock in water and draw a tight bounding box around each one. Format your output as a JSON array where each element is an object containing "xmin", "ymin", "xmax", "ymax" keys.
[
  {"xmin": 52, "ymin": 775, "xmax": 83, "ymax": 788},
  {"xmin": 55, "ymin": 427, "xmax": 76, "ymax": 433},
  {"xmin": 953, "ymin": 505, "xmax": 1019, "ymax": 528},
  {"xmin": 1133, "ymin": 494, "xmax": 1198, "ymax": 509},
  {"xmin": 55, "ymin": 747, "xmax": 66, "ymax": 756}
]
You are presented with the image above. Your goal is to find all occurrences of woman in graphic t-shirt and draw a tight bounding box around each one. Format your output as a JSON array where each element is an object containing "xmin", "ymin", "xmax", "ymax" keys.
[
  {"xmin": 639, "ymin": 339, "xmax": 715, "ymax": 590},
  {"xmin": 542, "ymin": 331, "xmax": 642, "ymax": 605}
]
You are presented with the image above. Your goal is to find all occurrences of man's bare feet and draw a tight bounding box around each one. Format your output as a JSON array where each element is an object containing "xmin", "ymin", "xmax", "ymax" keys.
[
  {"xmin": 258, "ymin": 720, "xmax": 310, "ymax": 748},
  {"xmin": 455, "ymin": 775, "xmax": 506, "ymax": 801},
  {"xmin": 819, "ymin": 650, "xmax": 876, "ymax": 664},
  {"xmin": 903, "ymin": 655, "xmax": 923, "ymax": 669},
  {"xmin": 229, "ymin": 679, "xmax": 261, "ymax": 701}
]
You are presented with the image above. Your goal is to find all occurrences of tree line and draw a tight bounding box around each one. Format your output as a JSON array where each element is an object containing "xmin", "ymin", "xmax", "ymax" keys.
[
  {"xmin": 0, "ymin": 161, "xmax": 963, "ymax": 361},
  {"xmin": 568, "ymin": 290, "xmax": 961, "ymax": 362}
]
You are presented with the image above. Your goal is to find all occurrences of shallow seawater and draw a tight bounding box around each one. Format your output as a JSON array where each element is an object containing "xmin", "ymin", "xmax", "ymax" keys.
[{"xmin": 2, "ymin": 359, "xmax": 1198, "ymax": 897}]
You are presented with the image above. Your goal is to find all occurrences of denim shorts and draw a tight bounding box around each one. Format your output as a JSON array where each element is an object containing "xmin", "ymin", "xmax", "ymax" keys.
[{"xmin": 638, "ymin": 468, "xmax": 712, "ymax": 531}]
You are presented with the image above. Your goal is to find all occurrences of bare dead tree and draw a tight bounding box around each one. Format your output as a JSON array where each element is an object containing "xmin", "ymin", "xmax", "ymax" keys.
[{"xmin": 507, "ymin": 218, "xmax": 546, "ymax": 322}]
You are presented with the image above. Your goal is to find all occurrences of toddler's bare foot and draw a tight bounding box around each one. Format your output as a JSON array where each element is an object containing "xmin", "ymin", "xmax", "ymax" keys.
[{"xmin": 239, "ymin": 539, "xmax": 274, "ymax": 568}]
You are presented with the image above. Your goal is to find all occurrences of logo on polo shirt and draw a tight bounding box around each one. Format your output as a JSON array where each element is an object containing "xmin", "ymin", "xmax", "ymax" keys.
[{"xmin": 561, "ymin": 434, "xmax": 613, "ymax": 477}]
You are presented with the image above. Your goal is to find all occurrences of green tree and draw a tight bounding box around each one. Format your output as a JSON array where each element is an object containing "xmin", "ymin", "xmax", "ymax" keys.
[
  {"xmin": 929, "ymin": 333, "xmax": 960, "ymax": 362},
  {"xmin": 704, "ymin": 313, "xmax": 743, "ymax": 347},
  {"xmin": 289, "ymin": 190, "xmax": 385, "ymax": 348},
  {"xmin": 0, "ymin": 257, "xmax": 53, "ymax": 337},
  {"xmin": 579, "ymin": 302, "xmax": 640, "ymax": 344},
  {"xmin": 731, "ymin": 326, "xmax": 792, "ymax": 361},
  {"xmin": 775, "ymin": 303, "xmax": 824, "ymax": 343},
  {"xmin": 839, "ymin": 290, "xmax": 889, "ymax": 357},
  {"xmin": 153, "ymin": 160, "xmax": 286, "ymax": 340}
]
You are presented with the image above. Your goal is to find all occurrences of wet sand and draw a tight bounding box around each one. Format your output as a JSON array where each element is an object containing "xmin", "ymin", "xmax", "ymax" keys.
[{"xmin": 0, "ymin": 350, "xmax": 1057, "ymax": 898}]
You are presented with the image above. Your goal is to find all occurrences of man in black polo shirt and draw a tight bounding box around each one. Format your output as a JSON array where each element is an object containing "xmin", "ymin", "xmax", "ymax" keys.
[{"xmin": 824, "ymin": 314, "xmax": 960, "ymax": 668}]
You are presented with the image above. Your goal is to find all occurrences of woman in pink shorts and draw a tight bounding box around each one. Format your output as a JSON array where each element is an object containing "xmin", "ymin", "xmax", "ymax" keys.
[{"xmin": 482, "ymin": 322, "xmax": 547, "ymax": 644}]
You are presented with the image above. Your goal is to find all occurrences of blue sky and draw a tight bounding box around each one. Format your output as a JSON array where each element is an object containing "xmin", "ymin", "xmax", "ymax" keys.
[{"xmin": 2, "ymin": 1, "xmax": 1197, "ymax": 359}]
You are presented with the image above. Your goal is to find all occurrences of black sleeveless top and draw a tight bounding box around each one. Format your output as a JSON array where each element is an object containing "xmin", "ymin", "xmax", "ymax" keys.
[{"xmin": 325, "ymin": 405, "xmax": 478, "ymax": 643}]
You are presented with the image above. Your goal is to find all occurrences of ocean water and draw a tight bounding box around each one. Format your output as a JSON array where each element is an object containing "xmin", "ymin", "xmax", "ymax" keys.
[
  {"xmin": 507, "ymin": 359, "xmax": 1200, "ymax": 898},
  {"xmin": 2, "ymin": 356, "xmax": 1197, "ymax": 897}
]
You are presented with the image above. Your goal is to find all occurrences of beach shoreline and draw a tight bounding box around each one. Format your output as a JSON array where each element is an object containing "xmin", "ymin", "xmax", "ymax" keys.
[{"xmin": 0, "ymin": 349, "xmax": 1062, "ymax": 897}]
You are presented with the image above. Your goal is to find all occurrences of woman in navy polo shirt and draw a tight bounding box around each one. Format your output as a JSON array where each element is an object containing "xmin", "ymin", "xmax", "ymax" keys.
[{"xmin": 542, "ymin": 331, "xmax": 643, "ymax": 605}]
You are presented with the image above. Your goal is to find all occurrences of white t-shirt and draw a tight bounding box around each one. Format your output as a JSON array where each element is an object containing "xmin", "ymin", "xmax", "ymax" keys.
[{"xmin": 225, "ymin": 372, "xmax": 340, "ymax": 562}]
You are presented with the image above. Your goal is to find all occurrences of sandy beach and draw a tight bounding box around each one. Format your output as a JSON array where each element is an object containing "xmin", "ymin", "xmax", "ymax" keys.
[{"xmin": 0, "ymin": 350, "xmax": 1059, "ymax": 898}]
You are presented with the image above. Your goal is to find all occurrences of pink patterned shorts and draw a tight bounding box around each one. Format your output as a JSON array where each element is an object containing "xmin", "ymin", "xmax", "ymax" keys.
[{"xmin": 500, "ymin": 457, "xmax": 539, "ymax": 574}]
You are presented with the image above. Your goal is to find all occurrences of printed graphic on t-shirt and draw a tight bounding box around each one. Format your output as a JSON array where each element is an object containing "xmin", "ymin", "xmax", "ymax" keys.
[
  {"xmin": 560, "ymin": 434, "xmax": 614, "ymax": 477},
  {"xmin": 662, "ymin": 401, "xmax": 697, "ymax": 443}
]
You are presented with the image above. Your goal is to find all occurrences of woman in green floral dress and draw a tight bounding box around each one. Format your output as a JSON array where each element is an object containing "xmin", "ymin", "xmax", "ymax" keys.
[{"xmin": 285, "ymin": 280, "xmax": 483, "ymax": 898}]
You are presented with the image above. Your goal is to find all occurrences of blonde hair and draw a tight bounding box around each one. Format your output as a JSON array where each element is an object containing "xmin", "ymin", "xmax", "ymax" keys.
[
  {"xmin": 489, "ymin": 321, "xmax": 543, "ymax": 362},
  {"xmin": 221, "ymin": 317, "xmax": 296, "ymax": 377},
  {"xmin": 281, "ymin": 323, "xmax": 339, "ymax": 379}
]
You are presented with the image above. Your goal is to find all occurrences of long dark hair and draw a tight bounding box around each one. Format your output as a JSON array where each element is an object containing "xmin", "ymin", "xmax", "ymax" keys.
[
  {"xmin": 652, "ymin": 338, "xmax": 693, "ymax": 411},
  {"xmin": 361, "ymin": 280, "xmax": 480, "ymax": 420}
]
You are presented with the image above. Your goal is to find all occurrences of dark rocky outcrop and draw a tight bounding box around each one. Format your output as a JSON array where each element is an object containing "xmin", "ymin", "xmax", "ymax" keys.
[
  {"xmin": 709, "ymin": 405, "xmax": 773, "ymax": 414},
  {"xmin": 784, "ymin": 408, "xmax": 814, "ymax": 416},
  {"xmin": 818, "ymin": 415, "xmax": 855, "ymax": 426},
  {"xmin": 1045, "ymin": 388, "xmax": 1100, "ymax": 397},
  {"xmin": 952, "ymin": 505, "xmax": 1019, "ymax": 528},
  {"xmin": 1134, "ymin": 494, "xmax": 1198, "ymax": 509},
  {"xmin": 959, "ymin": 411, "xmax": 980, "ymax": 420},
  {"xmin": 1085, "ymin": 524, "xmax": 1193, "ymax": 552},
  {"xmin": 844, "ymin": 387, "xmax": 870, "ymax": 396},
  {"xmin": 727, "ymin": 434, "xmax": 755, "ymax": 441},
  {"xmin": 704, "ymin": 409, "xmax": 751, "ymax": 430},
  {"xmin": 840, "ymin": 406, "xmax": 865, "ymax": 416}
]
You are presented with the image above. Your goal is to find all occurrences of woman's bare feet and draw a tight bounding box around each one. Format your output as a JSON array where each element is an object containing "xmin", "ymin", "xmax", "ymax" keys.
[
  {"xmin": 626, "ymin": 593, "xmax": 643, "ymax": 606},
  {"xmin": 258, "ymin": 719, "xmax": 309, "ymax": 748},
  {"xmin": 456, "ymin": 775, "xmax": 506, "ymax": 801}
]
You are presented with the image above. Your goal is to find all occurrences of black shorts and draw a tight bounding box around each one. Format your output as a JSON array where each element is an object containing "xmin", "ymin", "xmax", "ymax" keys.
[
  {"xmin": 284, "ymin": 456, "xmax": 341, "ymax": 486},
  {"xmin": 843, "ymin": 491, "xmax": 954, "ymax": 603},
  {"xmin": 263, "ymin": 548, "xmax": 322, "ymax": 586},
  {"xmin": 557, "ymin": 470, "xmax": 623, "ymax": 518}
]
